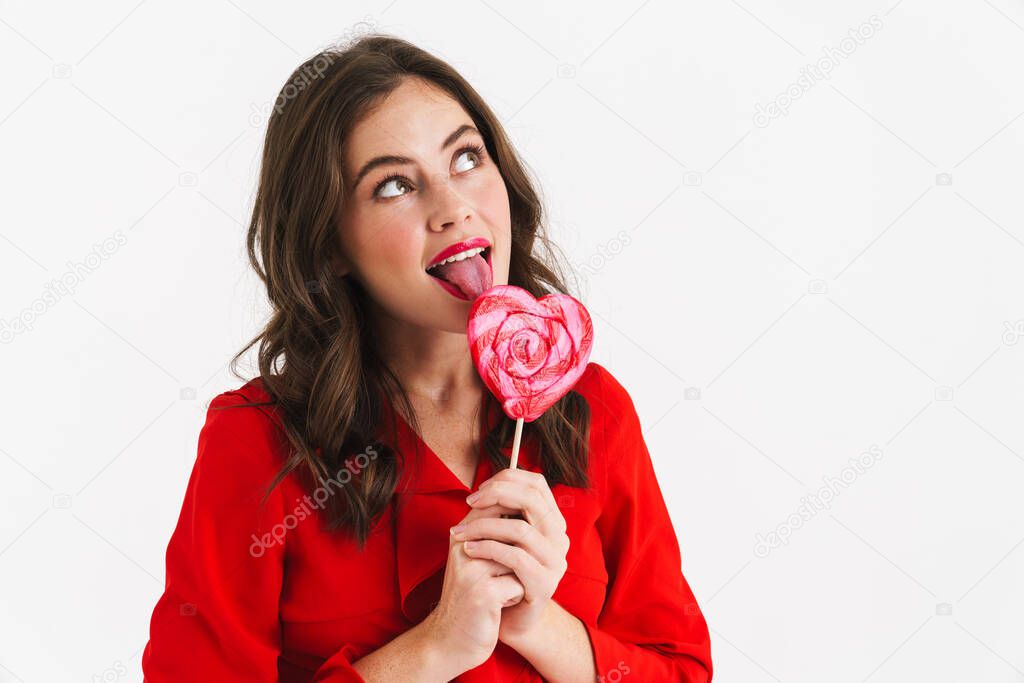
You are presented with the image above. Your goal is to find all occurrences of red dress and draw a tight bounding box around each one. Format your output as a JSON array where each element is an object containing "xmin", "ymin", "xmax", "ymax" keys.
[{"xmin": 141, "ymin": 362, "xmax": 713, "ymax": 681}]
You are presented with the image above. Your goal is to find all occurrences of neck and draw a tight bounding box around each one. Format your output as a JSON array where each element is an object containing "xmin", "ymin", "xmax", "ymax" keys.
[{"xmin": 370, "ymin": 307, "xmax": 482, "ymax": 402}]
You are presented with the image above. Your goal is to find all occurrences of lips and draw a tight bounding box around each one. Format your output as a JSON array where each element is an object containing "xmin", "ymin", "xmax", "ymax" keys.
[
  {"xmin": 426, "ymin": 242, "xmax": 493, "ymax": 301},
  {"xmin": 425, "ymin": 236, "xmax": 492, "ymax": 271}
]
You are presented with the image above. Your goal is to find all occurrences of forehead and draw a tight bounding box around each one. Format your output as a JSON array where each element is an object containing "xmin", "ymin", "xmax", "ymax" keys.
[{"xmin": 344, "ymin": 77, "xmax": 473, "ymax": 173}]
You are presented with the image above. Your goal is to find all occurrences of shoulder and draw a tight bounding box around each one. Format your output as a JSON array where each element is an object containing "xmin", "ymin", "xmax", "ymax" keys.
[
  {"xmin": 209, "ymin": 375, "xmax": 277, "ymax": 414},
  {"xmin": 196, "ymin": 377, "xmax": 291, "ymax": 483},
  {"xmin": 571, "ymin": 362, "xmax": 644, "ymax": 488},
  {"xmin": 572, "ymin": 361, "xmax": 637, "ymax": 418},
  {"xmin": 206, "ymin": 376, "xmax": 288, "ymax": 434},
  {"xmin": 175, "ymin": 379, "xmax": 296, "ymax": 556}
]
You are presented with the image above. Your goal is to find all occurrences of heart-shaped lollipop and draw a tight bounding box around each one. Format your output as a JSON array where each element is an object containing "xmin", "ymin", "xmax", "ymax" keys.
[{"xmin": 467, "ymin": 285, "xmax": 594, "ymax": 468}]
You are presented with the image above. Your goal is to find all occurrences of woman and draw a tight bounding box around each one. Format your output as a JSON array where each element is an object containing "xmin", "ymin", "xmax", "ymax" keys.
[{"xmin": 142, "ymin": 34, "xmax": 712, "ymax": 682}]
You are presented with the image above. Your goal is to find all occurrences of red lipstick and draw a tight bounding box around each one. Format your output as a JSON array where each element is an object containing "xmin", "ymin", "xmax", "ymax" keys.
[{"xmin": 425, "ymin": 237, "xmax": 491, "ymax": 271}]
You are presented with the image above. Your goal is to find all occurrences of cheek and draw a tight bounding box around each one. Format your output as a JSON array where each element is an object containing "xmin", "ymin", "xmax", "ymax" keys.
[
  {"xmin": 345, "ymin": 205, "xmax": 419, "ymax": 266},
  {"xmin": 476, "ymin": 172, "xmax": 512, "ymax": 277},
  {"xmin": 362, "ymin": 238, "xmax": 422, "ymax": 289},
  {"xmin": 352, "ymin": 237, "xmax": 427, "ymax": 316},
  {"xmin": 476, "ymin": 171, "xmax": 511, "ymax": 224}
]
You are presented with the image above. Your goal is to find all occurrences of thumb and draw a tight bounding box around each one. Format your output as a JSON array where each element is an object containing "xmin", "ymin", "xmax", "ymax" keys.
[{"xmin": 492, "ymin": 574, "xmax": 524, "ymax": 607}]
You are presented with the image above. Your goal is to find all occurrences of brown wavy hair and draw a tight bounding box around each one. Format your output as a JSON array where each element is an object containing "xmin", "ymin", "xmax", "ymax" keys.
[{"xmin": 224, "ymin": 34, "xmax": 591, "ymax": 548}]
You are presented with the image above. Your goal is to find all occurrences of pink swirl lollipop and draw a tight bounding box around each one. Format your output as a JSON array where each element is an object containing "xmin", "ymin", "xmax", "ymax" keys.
[{"xmin": 467, "ymin": 285, "xmax": 594, "ymax": 468}]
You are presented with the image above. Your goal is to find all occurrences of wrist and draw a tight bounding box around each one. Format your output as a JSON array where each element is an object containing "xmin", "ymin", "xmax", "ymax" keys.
[
  {"xmin": 410, "ymin": 613, "xmax": 461, "ymax": 681},
  {"xmin": 499, "ymin": 599, "xmax": 557, "ymax": 652}
]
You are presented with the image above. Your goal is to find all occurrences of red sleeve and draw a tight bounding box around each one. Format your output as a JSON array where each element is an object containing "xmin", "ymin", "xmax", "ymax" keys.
[
  {"xmin": 582, "ymin": 364, "xmax": 714, "ymax": 682},
  {"xmin": 142, "ymin": 390, "xmax": 365, "ymax": 682}
]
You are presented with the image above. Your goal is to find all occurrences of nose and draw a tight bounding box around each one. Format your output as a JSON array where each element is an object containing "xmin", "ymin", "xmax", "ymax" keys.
[{"xmin": 427, "ymin": 174, "xmax": 473, "ymax": 232}]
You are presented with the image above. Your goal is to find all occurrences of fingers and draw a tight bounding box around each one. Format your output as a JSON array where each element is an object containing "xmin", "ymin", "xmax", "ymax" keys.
[
  {"xmin": 462, "ymin": 538, "xmax": 554, "ymax": 602},
  {"xmin": 475, "ymin": 469, "xmax": 559, "ymax": 510},
  {"xmin": 458, "ymin": 553, "xmax": 524, "ymax": 608},
  {"xmin": 466, "ymin": 474, "xmax": 565, "ymax": 537},
  {"xmin": 452, "ymin": 516, "xmax": 563, "ymax": 570},
  {"xmin": 490, "ymin": 573, "xmax": 525, "ymax": 607},
  {"xmin": 448, "ymin": 504, "xmax": 519, "ymax": 546},
  {"xmin": 450, "ymin": 541, "xmax": 517, "ymax": 579},
  {"xmin": 450, "ymin": 470, "xmax": 569, "ymax": 605},
  {"xmin": 478, "ymin": 556, "xmax": 516, "ymax": 578},
  {"xmin": 462, "ymin": 502, "xmax": 519, "ymax": 521}
]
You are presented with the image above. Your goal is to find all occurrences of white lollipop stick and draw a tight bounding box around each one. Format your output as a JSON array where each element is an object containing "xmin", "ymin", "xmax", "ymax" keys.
[{"xmin": 509, "ymin": 416, "xmax": 524, "ymax": 470}]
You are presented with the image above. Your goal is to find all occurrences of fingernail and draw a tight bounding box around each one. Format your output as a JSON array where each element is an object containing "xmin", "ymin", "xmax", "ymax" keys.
[
  {"xmin": 464, "ymin": 541, "xmax": 477, "ymax": 551},
  {"xmin": 450, "ymin": 524, "xmax": 467, "ymax": 535},
  {"xmin": 466, "ymin": 491, "xmax": 480, "ymax": 504}
]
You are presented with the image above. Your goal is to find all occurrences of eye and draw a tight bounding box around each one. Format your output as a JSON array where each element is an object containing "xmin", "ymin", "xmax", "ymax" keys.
[
  {"xmin": 372, "ymin": 143, "xmax": 485, "ymax": 200},
  {"xmin": 453, "ymin": 144, "xmax": 485, "ymax": 173},
  {"xmin": 374, "ymin": 174, "xmax": 412, "ymax": 199}
]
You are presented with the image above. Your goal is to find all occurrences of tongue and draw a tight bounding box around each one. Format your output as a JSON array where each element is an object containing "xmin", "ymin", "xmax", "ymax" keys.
[{"xmin": 431, "ymin": 253, "xmax": 492, "ymax": 300}]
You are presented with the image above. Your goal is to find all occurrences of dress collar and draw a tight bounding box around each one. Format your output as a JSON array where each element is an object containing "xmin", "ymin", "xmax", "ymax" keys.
[
  {"xmin": 377, "ymin": 387, "xmax": 540, "ymax": 624},
  {"xmin": 383, "ymin": 387, "xmax": 537, "ymax": 494}
]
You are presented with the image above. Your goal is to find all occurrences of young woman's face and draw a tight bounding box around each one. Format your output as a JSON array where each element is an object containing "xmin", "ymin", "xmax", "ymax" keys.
[{"xmin": 336, "ymin": 77, "xmax": 512, "ymax": 334}]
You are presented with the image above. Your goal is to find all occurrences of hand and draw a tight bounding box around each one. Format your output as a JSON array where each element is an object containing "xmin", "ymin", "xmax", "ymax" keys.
[
  {"xmin": 420, "ymin": 502, "xmax": 526, "ymax": 675},
  {"xmin": 453, "ymin": 468, "xmax": 570, "ymax": 646}
]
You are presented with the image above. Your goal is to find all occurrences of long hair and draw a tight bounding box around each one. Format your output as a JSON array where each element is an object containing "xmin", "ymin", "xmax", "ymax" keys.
[{"xmin": 223, "ymin": 34, "xmax": 591, "ymax": 548}]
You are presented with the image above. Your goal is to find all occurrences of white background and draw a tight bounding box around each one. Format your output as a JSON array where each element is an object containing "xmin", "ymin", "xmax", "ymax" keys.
[{"xmin": 2, "ymin": 1, "xmax": 1023, "ymax": 681}]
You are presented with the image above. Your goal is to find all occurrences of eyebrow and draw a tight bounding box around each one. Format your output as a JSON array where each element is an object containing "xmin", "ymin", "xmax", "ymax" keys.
[{"xmin": 351, "ymin": 124, "xmax": 480, "ymax": 192}]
